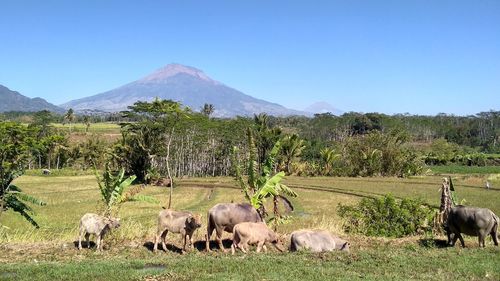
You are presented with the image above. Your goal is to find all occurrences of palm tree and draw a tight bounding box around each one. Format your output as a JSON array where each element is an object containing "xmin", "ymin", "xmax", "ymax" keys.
[
  {"xmin": 83, "ymin": 115, "xmax": 91, "ymax": 133},
  {"xmin": 201, "ymin": 103, "xmax": 215, "ymax": 117},
  {"xmin": 280, "ymin": 134, "xmax": 306, "ymax": 174},
  {"xmin": 64, "ymin": 108, "xmax": 75, "ymax": 133},
  {"xmin": 320, "ymin": 147, "xmax": 341, "ymax": 175}
]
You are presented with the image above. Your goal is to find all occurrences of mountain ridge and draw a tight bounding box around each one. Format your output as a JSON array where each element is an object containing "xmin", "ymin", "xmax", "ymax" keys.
[
  {"xmin": 0, "ymin": 84, "xmax": 63, "ymax": 113},
  {"xmin": 61, "ymin": 64, "xmax": 307, "ymax": 117}
]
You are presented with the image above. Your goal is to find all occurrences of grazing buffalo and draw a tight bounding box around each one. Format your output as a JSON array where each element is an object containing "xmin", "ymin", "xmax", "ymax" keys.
[
  {"xmin": 290, "ymin": 229, "xmax": 350, "ymax": 253},
  {"xmin": 446, "ymin": 205, "xmax": 499, "ymax": 247},
  {"xmin": 78, "ymin": 213, "xmax": 120, "ymax": 251},
  {"xmin": 153, "ymin": 209, "xmax": 202, "ymax": 252},
  {"xmin": 231, "ymin": 222, "xmax": 284, "ymax": 254},
  {"xmin": 205, "ymin": 203, "xmax": 262, "ymax": 252}
]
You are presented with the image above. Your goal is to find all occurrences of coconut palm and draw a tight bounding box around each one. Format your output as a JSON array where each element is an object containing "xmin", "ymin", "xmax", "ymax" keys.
[
  {"xmin": 64, "ymin": 108, "xmax": 76, "ymax": 133},
  {"xmin": 201, "ymin": 103, "xmax": 215, "ymax": 117},
  {"xmin": 280, "ymin": 134, "xmax": 306, "ymax": 174}
]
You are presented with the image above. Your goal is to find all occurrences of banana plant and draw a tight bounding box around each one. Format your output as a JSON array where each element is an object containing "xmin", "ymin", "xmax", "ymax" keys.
[
  {"xmin": 232, "ymin": 129, "xmax": 297, "ymax": 225},
  {"xmin": 1, "ymin": 122, "xmax": 46, "ymax": 229},
  {"xmin": 94, "ymin": 164, "xmax": 158, "ymax": 216},
  {"xmin": 1, "ymin": 176, "xmax": 46, "ymax": 228}
]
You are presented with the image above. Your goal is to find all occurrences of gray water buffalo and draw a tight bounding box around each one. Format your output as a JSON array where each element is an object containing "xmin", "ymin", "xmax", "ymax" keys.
[
  {"xmin": 153, "ymin": 209, "xmax": 202, "ymax": 252},
  {"xmin": 205, "ymin": 203, "xmax": 262, "ymax": 252},
  {"xmin": 290, "ymin": 229, "xmax": 350, "ymax": 253},
  {"xmin": 78, "ymin": 213, "xmax": 120, "ymax": 251},
  {"xmin": 231, "ymin": 222, "xmax": 284, "ymax": 254},
  {"xmin": 446, "ymin": 205, "xmax": 498, "ymax": 247}
]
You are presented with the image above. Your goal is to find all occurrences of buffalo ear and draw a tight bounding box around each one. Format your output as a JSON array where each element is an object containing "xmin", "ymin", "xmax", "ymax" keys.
[{"xmin": 186, "ymin": 216, "xmax": 193, "ymax": 223}]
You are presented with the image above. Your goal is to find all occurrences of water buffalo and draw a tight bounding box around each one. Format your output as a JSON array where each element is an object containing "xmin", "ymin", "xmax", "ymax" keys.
[
  {"xmin": 231, "ymin": 222, "xmax": 284, "ymax": 254},
  {"xmin": 153, "ymin": 209, "xmax": 202, "ymax": 253},
  {"xmin": 78, "ymin": 213, "xmax": 120, "ymax": 251},
  {"xmin": 205, "ymin": 203, "xmax": 262, "ymax": 252},
  {"xmin": 446, "ymin": 205, "xmax": 498, "ymax": 247},
  {"xmin": 290, "ymin": 229, "xmax": 350, "ymax": 253}
]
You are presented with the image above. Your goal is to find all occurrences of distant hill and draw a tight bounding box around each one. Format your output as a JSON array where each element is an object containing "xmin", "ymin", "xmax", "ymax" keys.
[
  {"xmin": 0, "ymin": 84, "xmax": 63, "ymax": 113},
  {"xmin": 304, "ymin": 101, "xmax": 343, "ymax": 116},
  {"xmin": 61, "ymin": 64, "xmax": 307, "ymax": 117}
]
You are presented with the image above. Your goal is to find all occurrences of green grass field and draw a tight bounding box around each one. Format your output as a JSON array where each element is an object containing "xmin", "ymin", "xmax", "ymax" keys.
[
  {"xmin": 429, "ymin": 165, "xmax": 500, "ymax": 175},
  {"xmin": 52, "ymin": 122, "xmax": 121, "ymax": 134},
  {"xmin": 1, "ymin": 173, "xmax": 499, "ymax": 280}
]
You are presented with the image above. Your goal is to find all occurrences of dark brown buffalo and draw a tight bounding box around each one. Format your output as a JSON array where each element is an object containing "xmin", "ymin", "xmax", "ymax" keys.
[
  {"xmin": 446, "ymin": 205, "xmax": 499, "ymax": 247},
  {"xmin": 205, "ymin": 203, "xmax": 262, "ymax": 252}
]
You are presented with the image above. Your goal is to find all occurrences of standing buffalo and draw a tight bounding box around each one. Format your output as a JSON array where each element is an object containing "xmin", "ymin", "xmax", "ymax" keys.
[
  {"xmin": 290, "ymin": 229, "xmax": 350, "ymax": 253},
  {"xmin": 446, "ymin": 205, "xmax": 499, "ymax": 247},
  {"xmin": 231, "ymin": 222, "xmax": 284, "ymax": 254},
  {"xmin": 78, "ymin": 213, "xmax": 120, "ymax": 251},
  {"xmin": 205, "ymin": 203, "xmax": 262, "ymax": 252},
  {"xmin": 153, "ymin": 209, "xmax": 202, "ymax": 252}
]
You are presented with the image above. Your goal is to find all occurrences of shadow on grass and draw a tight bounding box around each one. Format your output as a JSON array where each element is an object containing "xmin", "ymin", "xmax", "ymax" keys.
[
  {"xmin": 418, "ymin": 238, "xmax": 449, "ymax": 248},
  {"xmin": 142, "ymin": 239, "xmax": 233, "ymax": 254},
  {"xmin": 142, "ymin": 242, "xmax": 183, "ymax": 254},
  {"xmin": 72, "ymin": 241, "xmax": 96, "ymax": 249},
  {"xmin": 193, "ymin": 239, "xmax": 233, "ymax": 252}
]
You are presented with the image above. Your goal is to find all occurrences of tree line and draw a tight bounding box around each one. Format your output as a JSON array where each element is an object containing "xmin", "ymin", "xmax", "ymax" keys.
[{"xmin": 1, "ymin": 103, "xmax": 499, "ymax": 180}]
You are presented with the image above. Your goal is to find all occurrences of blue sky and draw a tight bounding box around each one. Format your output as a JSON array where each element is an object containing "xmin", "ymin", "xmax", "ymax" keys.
[{"xmin": 1, "ymin": 0, "xmax": 499, "ymax": 115}]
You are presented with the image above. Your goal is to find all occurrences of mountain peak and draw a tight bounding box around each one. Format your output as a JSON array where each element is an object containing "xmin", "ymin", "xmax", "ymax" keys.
[
  {"xmin": 304, "ymin": 101, "xmax": 343, "ymax": 115},
  {"xmin": 139, "ymin": 63, "xmax": 217, "ymax": 84}
]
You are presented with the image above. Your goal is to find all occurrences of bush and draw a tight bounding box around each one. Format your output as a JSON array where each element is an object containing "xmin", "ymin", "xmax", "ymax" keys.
[{"xmin": 338, "ymin": 194, "xmax": 433, "ymax": 237}]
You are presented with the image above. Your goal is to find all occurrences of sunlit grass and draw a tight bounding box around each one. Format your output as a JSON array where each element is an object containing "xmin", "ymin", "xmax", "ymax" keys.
[{"xmin": 1, "ymin": 173, "xmax": 499, "ymax": 280}]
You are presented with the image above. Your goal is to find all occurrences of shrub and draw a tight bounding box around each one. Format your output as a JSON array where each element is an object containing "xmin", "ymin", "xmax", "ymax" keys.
[{"xmin": 338, "ymin": 194, "xmax": 433, "ymax": 237}]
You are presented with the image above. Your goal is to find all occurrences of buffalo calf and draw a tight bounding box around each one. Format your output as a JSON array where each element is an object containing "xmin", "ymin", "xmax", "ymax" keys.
[
  {"xmin": 78, "ymin": 213, "xmax": 120, "ymax": 251},
  {"xmin": 154, "ymin": 209, "xmax": 202, "ymax": 252},
  {"xmin": 231, "ymin": 222, "xmax": 283, "ymax": 254}
]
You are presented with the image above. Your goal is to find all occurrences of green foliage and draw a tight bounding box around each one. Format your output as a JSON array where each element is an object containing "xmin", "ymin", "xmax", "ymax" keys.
[
  {"xmin": 232, "ymin": 128, "xmax": 297, "ymax": 220},
  {"xmin": 0, "ymin": 122, "xmax": 46, "ymax": 228},
  {"xmin": 94, "ymin": 164, "xmax": 157, "ymax": 216},
  {"xmin": 116, "ymin": 99, "xmax": 190, "ymax": 182},
  {"xmin": 279, "ymin": 134, "xmax": 306, "ymax": 174},
  {"xmin": 338, "ymin": 194, "xmax": 433, "ymax": 237},
  {"xmin": 329, "ymin": 131, "xmax": 424, "ymax": 177}
]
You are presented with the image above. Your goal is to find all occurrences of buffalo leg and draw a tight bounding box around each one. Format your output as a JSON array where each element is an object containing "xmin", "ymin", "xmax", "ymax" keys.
[
  {"xmin": 491, "ymin": 229, "xmax": 499, "ymax": 246},
  {"xmin": 231, "ymin": 242, "xmax": 237, "ymax": 255},
  {"xmin": 153, "ymin": 228, "xmax": 164, "ymax": 252},
  {"xmin": 206, "ymin": 215, "xmax": 214, "ymax": 252},
  {"xmin": 85, "ymin": 233, "xmax": 91, "ymax": 249},
  {"xmin": 188, "ymin": 233, "xmax": 194, "ymax": 250},
  {"xmin": 96, "ymin": 235, "xmax": 101, "ymax": 251},
  {"xmin": 78, "ymin": 229, "xmax": 85, "ymax": 250},
  {"xmin": 256, "ymin": 241, "xmax": 265, "ymax": 253},
  {"xmin": 457, "ymin": 233, "xmax": 465, "ymax": 248},
  {"xmin": 215, "ymin": 227, "xmax": 226, "ymax": 252},
  {"xmin": 161, "ymin": 230, "xmax": 169, "ymax": 252},
  {"xmin": 238, "ymin": 242, "xmax": 248, "ymax": 253}
]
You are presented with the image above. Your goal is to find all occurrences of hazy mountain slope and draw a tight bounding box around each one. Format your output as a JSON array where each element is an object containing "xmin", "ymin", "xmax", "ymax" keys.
[{"xmin": 61, "ymin": 64, "xmax": 306, "ymax": 117}]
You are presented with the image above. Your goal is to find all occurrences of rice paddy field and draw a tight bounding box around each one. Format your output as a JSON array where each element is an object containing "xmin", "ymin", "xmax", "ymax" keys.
[{"xmin": 1, "ymin": 173, "xmax": 499, "ymax": 280}]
